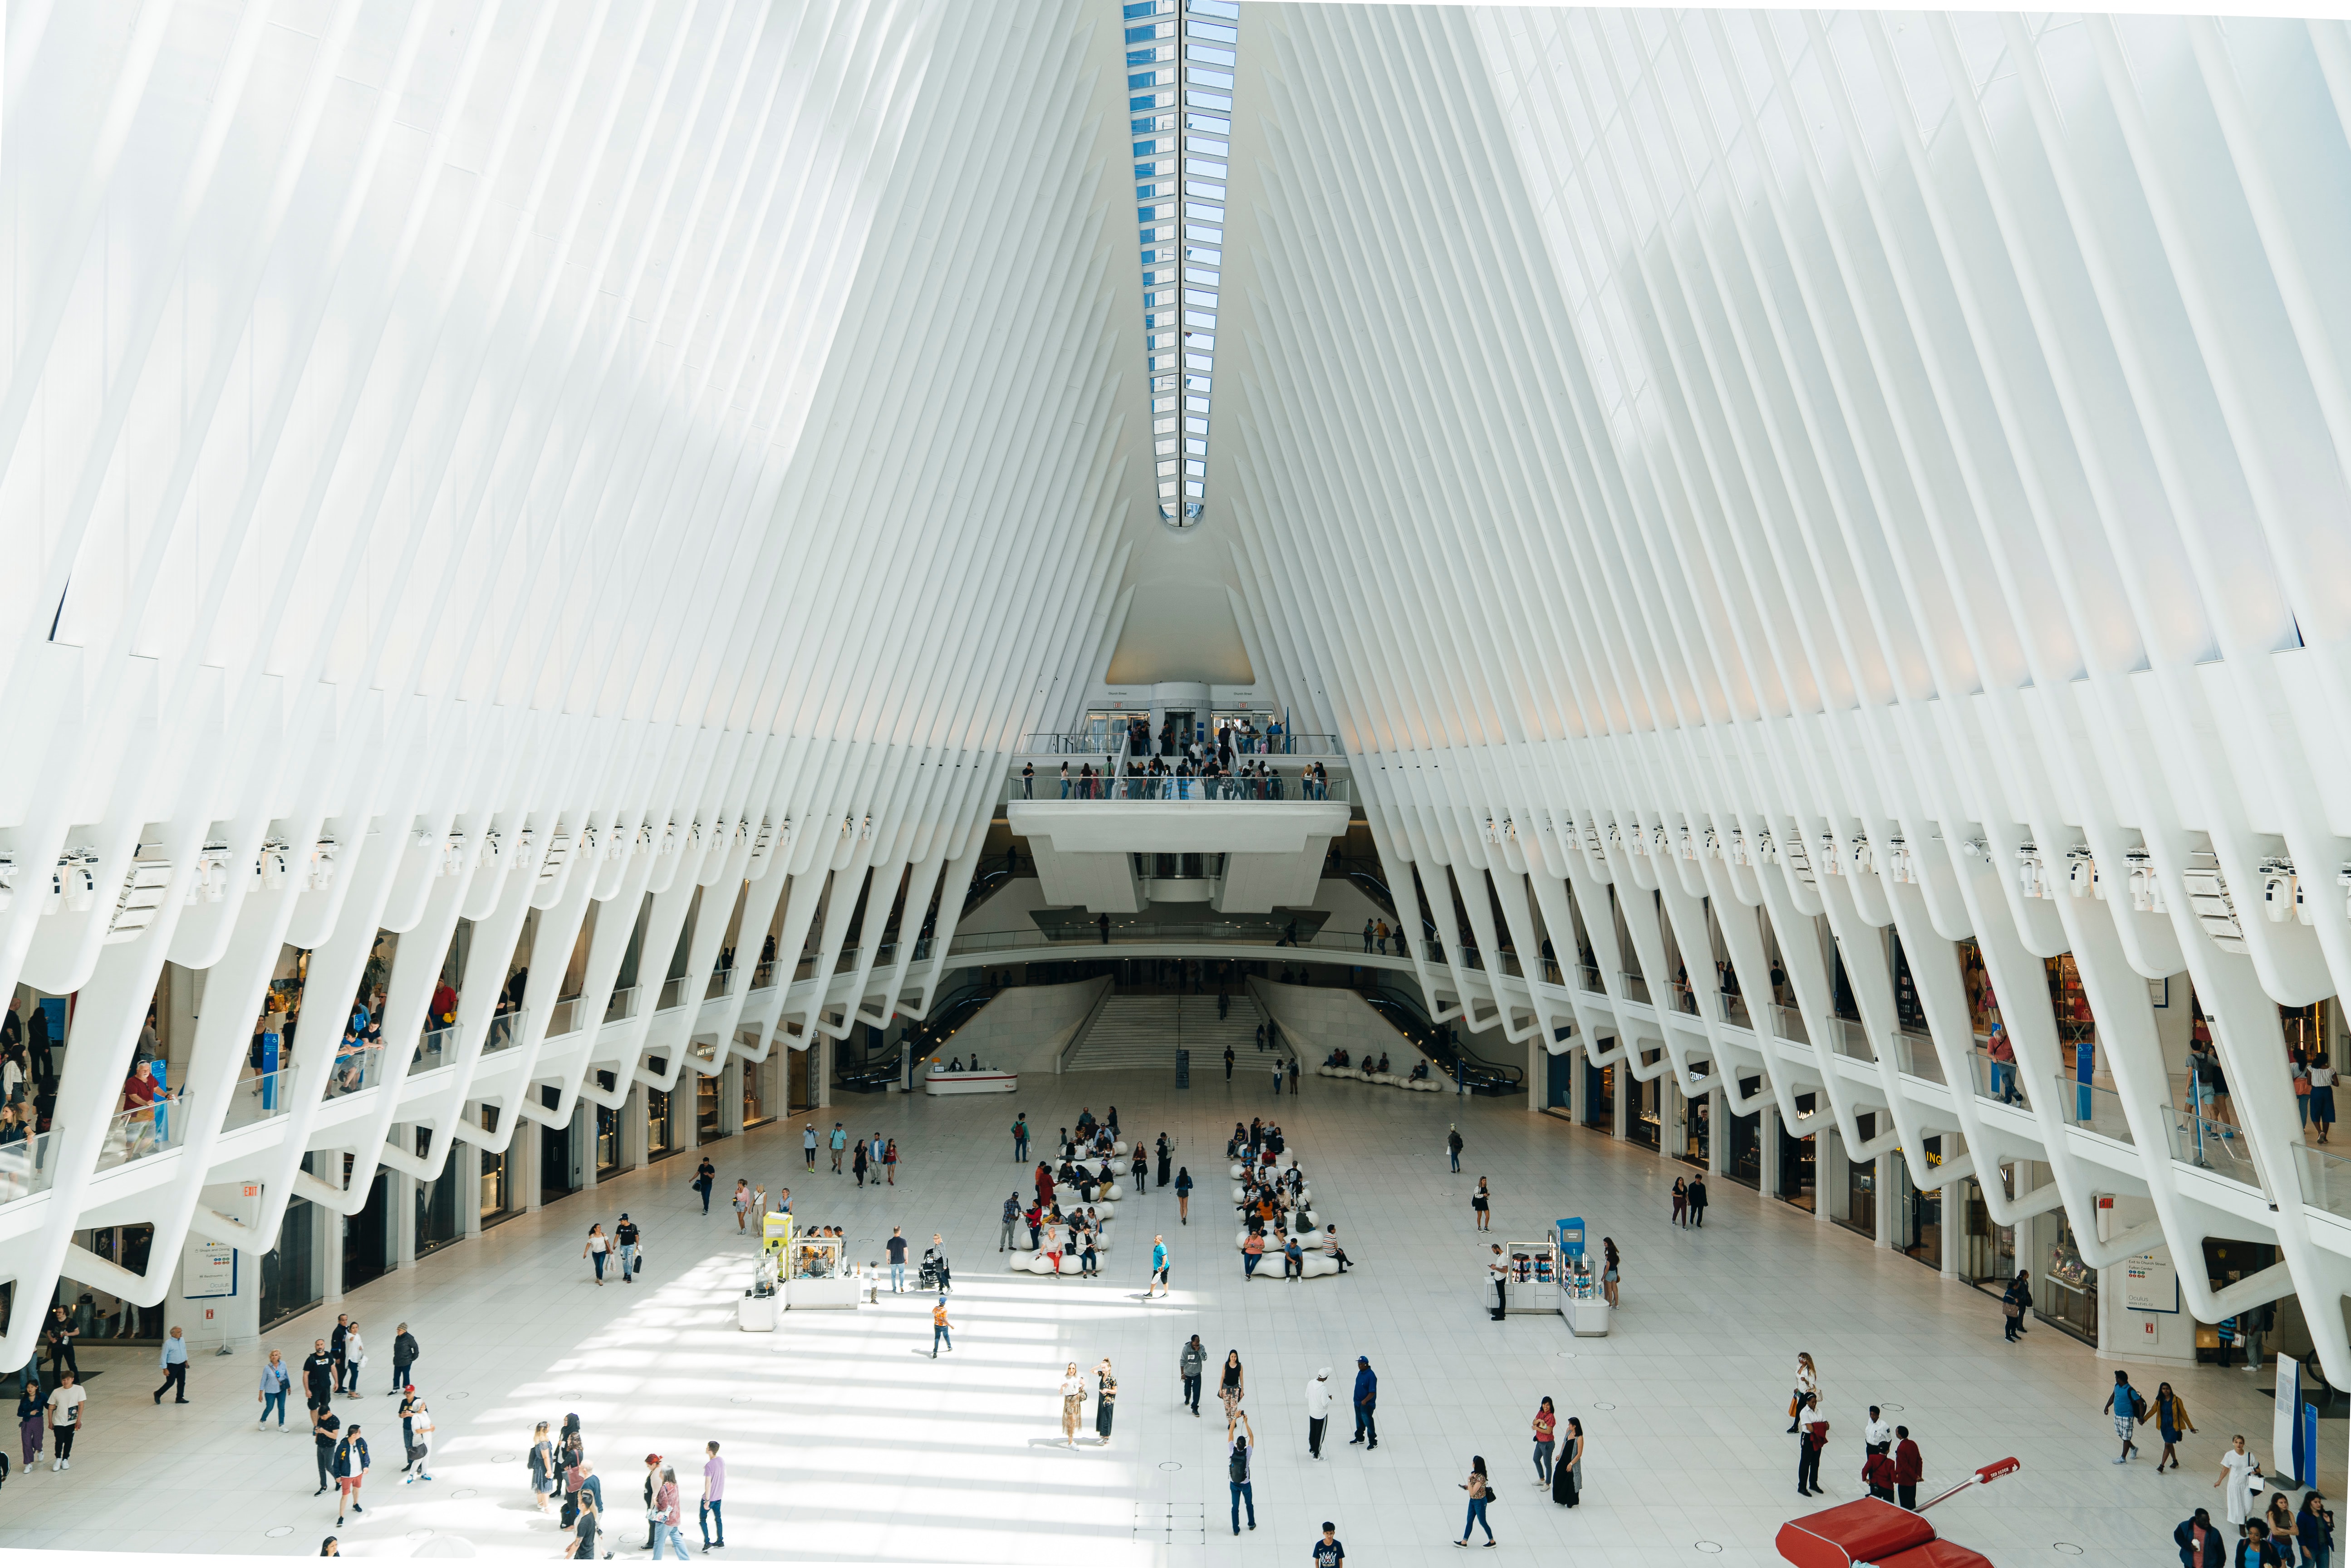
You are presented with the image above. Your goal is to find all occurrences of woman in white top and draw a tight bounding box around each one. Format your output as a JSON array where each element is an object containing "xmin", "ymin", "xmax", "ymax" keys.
[
  {"xmin": 582, "ymin": 1224, "xmax": 611, "ymax": 1286},
  {"xmin": 2311, "ymin": 1055, "xmax": 2337, "ymax": 1144},
  {"xmin": 2216, "ymin": 1433, "xmax": 2260, "ymax": 1526},
  {"xmin": 1787, "ymin": 1352, "xmax": 1819, "ymax": 1434},
  {"xmin": 1059, "ymin": 1363, "xmax": 1086, "ymax": 1448}
]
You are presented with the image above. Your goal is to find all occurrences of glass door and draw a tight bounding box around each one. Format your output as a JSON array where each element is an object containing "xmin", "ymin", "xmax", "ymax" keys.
[{"xmin": 646, "ymin": 1089, "xmax": 675, "ymax": 1160}]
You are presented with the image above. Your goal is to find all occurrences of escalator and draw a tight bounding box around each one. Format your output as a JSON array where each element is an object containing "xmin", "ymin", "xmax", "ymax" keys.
[
  {"xmin": 835, "ymin": 984, "xmax": 999, "ymax": 1094},
  {"xmin": 1362, "ymin": 985, "xmax": 1525, "ymax": 1095}
]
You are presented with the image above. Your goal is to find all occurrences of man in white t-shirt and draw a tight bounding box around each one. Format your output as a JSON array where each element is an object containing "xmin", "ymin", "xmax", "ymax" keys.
[{"xmin": 47, "ymin": 1372, "xmax": 86, "ymax": 1470}]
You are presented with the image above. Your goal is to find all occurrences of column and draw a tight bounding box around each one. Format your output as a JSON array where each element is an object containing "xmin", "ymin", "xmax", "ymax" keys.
[
  {"xmin": 1875, "ymin": 1150, "xmax": 1896, "ymax": 1250},
  {"xmin": 817, "ymin": 1035, "xmax": 833, "ymax": 1109},
  {"xmin": 579, "ymin": 1101, "xmax": 599, "ymax": 1194},
  {"xmin": 522, "ymin": 1117, "xmax": 543, "ymax": 1213},
  {"xmin": 1526, "ymin": 1034, "xmax": 1541, "ymax": 1115},
  {"xmin": 1941, "ymin": 1171, "xmax": 1962, "ymax": 1279},
  {"xmin": 625, "ymin": 1084, "xmax": 647, "ymax": 1169},
  {"xmin": 1566, "ymin": 1043, "xmax": 1584, "ymax": 1123},
  {"xmin": 322, "ymin": 1193, "xmax": 347, "ymax": 1303},
  {"xmin": 682, "ymin": 1073, "xmax": 702, "ymax": 1151},
  {"xmin": 461, "ymin": 1147, "xmax": 485, "ymax": 1240},
  {"xmin": 1760, "ymin": 1105, "xmax": 1782, "ymax": 1200},
  {"xmin": 721, "ymin": 1059, "xmax": 744, "ymax": 1139},
  {"xmin": 1817, "ymin": 1126, "xmax": 1842, "ymax": 1227},
  {"xmin": 1707, "ymin": 1087, "xmax": 1727, "ymax": 1175},
  {"xmin": 392, "ymin": 1131, "xmax": 418, "ymax": 1269},
  {"xmin": 173, "ymin": 1182, "xmax": 263, "ymax": 1356}
]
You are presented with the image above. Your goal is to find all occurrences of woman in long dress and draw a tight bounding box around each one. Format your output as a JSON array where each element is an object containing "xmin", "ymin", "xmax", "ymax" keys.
[
  {"xmin": 1552, "ymin": 1416, "xmax": 1585, "ymax": 1507},
  {"xmin": 1059, "ymin": 1363, "xmax": 1085, "ymax": 1449},
  {"xmin": 1095, "ymin": 1360, "xmax": 1118, "ymax": 1446},
  {"xmin": 1219, "ymin": 1352, "xmax": 1245, "ymax": 1424},
  {"xmin": 2218, "ymin": 1434, "xmax": 2260, "ymax": 1527}
]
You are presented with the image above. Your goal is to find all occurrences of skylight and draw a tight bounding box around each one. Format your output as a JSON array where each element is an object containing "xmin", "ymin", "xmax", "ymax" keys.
[{"xmin": 1128, "ymin": 0, "xmax": 1237, "ymax": 526}]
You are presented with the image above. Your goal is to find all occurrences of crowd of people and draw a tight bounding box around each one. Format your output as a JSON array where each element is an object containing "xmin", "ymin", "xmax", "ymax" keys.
[{"xmin": 1021, "ymin": 755, "xmax": 1334, "ymax": 802}]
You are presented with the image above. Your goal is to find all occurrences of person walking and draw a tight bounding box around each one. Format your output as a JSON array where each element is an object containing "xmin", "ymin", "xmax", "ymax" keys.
[
  {"xmin": 1473, "ymin": 1177, "xmax": 1492, "ymax": 1232},
  {"xmin": 584, "ymin": 1224, "xmax": 612, "ymax": 1285},
  {"xmin": 639, "ymin": 1455, "xmax": 664, "ymax": 1554},
  {"xmin": 1689, "ymin": 1174, "xmax": 1709, "ymax": 1227},
  {"xmin": 616, "ymin": 1215, "xmax": 640, "ymax": 1283},
  {"xmin": 389, "ymin": 1323, "xmax": 419, "ymax": 1395},
  {"xmin": 2156, "ymin": 1382, "xmax": 2197, "ymax": 1473},
  {"xmin": 2266, "ymin": 1491, "xmax": 2299, "ymax": 1566},
  {"xmin": 699, "ymin": 1441, "xmax": 726, "ymax": 1551},
  {"xmin": 1552, "ymin": 1416, "xmax": 1585, "ymax": 1507},
  {"xmin": 16, "ymin": 1377, "xmax": 42, "ymax": 1473},
  {"xmin": 1179, "ymin": 1336, "xmax": 1207, "ymax": 1416},
  {"xmin": 1893, "ymin": 1426, "xmax": 1922, "ymax": 1510},
  {"xmin": 301, "ymin": 1339, "xmax": 334, "ymax": 1415},
  {"xmin": 1228, "ymin": 1412, "xmax": 1258, "ymax": 1535},
  {"xmin": 45, "ymin": 1372, "xmax": 84, "ymax": 1471},
  {"xmin": 1531, "ymin": 1397, "xmax": 1556, "ymax": 1488},
  {"xmin": 331, "ymin": 1423, "xmax": 370, "ymax": 1526},
  {"xmin": 1671, "ymin": 1176, "xmax": 1688, "ymax": 1229},
  {"xmin": 1787, "ymin": 1352, "xmax": 1819, "ymax": 1434},
  {"xmin": 1796, "ymin": 1416, "xmax": 1828, "ymax": 1498},
  {"xmin": 310, "ymin": 1404, "xmax": 341, "ymax": 1494},
  {"xmin": 565, "ymin": 1461, "xmax": 603, "ymax": 1560},
  {"xmin": 1176, "ymin": 1166, "xmax": 1193, "ymax": 1225},
  {"xmin": 330, "ymin": 1315, "xmax": 351, "ymax": 1395},
  {"xmin": 2218, "ymin": 1434, "xmax": 2261, "ymax": 1527},
  {"xmin": 887, "ymin": 1228, "xmax": 909, "ymax": 1293},
  {"xmin": 1218, "ymin": 1350, "xmax": 1247, "ymax": 1424},
  {"xmin": 930, "ymin": 1295, "xmax": 952, "ymax": 1358},
  {"xmin": 732, "ymin": 1180, "xmax": 751, "ymax": 1229},
  {"xmin": 1458, "ymin": 1455, "xmax": 1496, "ymax": 1547},
  {"xmin": 2177, "ymin": 1508, "xmax": 2226, "ymax": 1568},
  {"xmin": 1315, "ymin": 1521, "xmax": 1346, "ymax": 1568},
  {"xmin": 1013, "ymin": 1114, "xmax": 1030, "ymax": 1161},
  {"xmin": 1149, "ymin": 1235, "xmax": 1170, "ymax": 1298},
  {"xmin": 150, "ymin": 1323, "xmax": 191, "ymax": 1404},
  {"xmin": 803, "ymin": 1124, "xmax": 817, "ymax": 1171},
  {"xmin": 1156, "ymin": 1132, "xmax": 1173, "ymax": 1188},
  {"xmin": 1302, "ymin": 1367, "xmax": 1335, "ymax": 1459},
  {"xmin": 1225, "ymin": 1045, "xmax": 1236, "ymax": 1082},
  {"xmin": 1351, "ymin": 1357, "xmax": 1378, "ymax": 1447},
  {"xmin": 829, "ymin": 1124, "xmax": 846, "ymax": 1174},
  {"xmin": 652, "ymin": 1465, "xmax": 690, "ymax": 1559},
  {"xmin": 402, "ymin": 1395, "xmax": 435, "ymax": 1483},
  {"xmin": 1095, "ymin": 1359, "xmax": 1118, "ymax": 1447},
  {"xmin": 258, "ymin": 1351, "xmax": 292, "ymax": 1428},
  {"xmin": 1060, "ymin": 1363, "xmax": 1086, "ymax": 1448},
  {"xmin": 928, "ymin": 1233, "xmax": 952, "ymax": 1293},
  {"xmin": 1448, "ymin": 1125, "xmax": 1464, "ymax": 1172},
  {"xmin": 2298, "ymin": 1490, "xmax": 2335, "ymax": 1568},
  {"xmin": 852, "ymin": 1138, "xmax": 869, "ymax": 1187},
  {"xmin": 2107, "ymin": 1369, "xmax": 2147, "ymax": 1465},
  {"xmin": 340, "ymin": 1321, "xmax": 366, "ymax": 1394}
]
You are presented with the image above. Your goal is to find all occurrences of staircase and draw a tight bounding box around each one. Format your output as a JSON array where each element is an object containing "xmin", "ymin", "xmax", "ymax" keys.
[{"xmin": 1063, "ymin": 990, "xmax": 1266, "ymax": 1073}]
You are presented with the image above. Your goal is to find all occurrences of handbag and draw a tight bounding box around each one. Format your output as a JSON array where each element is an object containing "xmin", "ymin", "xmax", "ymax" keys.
[
  {"xmin": 2003, "ymin": 1300, "xmax": 2022, "ymax": 1319},
  {"xmin": 1787, "ymin": 1395, "xmax": 1801, "ymax": 1418}
]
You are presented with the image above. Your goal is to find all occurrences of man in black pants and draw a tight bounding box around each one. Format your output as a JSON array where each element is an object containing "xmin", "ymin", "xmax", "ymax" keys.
[
  {"xmin": 389, "ymin": 1323, "xmax": 419, "ymax": 1396},
  {"xmin": 643, "ymin": 1454, "xmax": 664, "ymax": 1553},
  {"xmin": 1224, "ymin": 1046, "xmax": 1235, "ymax": 1082},
  {"xmin": 312, "ymin": 1406, "xmax": 343, "ymax": 1496},
  {"xmin": 694, "ymin": 1157, "xmax": 717, "ymax": 1213},
  {"xmin": 1796, "ymin": 1418, "xmax": 1827, "ymax": 1497},
  {"xmin": 303, "ymin": 1338, "xmax": 336, "ymax": 1416},
  {"xmin": 1180, "ymin": 1337, "xmax": 1205, "ymax": 1416}
]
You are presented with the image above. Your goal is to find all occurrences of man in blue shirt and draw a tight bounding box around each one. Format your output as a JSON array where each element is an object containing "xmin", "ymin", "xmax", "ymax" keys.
[
  {"xmin": 152, "ymin": 1324, "xmax": 189, "ymax": 1404},
  {"xmin": 1350, "ymin": 1357, "xmax": 1378, "ymax": 1447},
  {"xmin": 1149, "ymin": 1235, "xmax": 1170, "ymax": 1298},
  {"xmin": 1312, "ymin": 1523, "xmax": 1345, "ymax": 1567}
]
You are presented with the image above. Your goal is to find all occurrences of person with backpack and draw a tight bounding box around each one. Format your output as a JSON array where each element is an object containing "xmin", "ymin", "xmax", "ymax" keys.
[
  {"xmin": 2105, "ymin": 1369, "xmax": 2147, "ymax": 1464},
  {"xmin": 1228, "ymin": 1412, "xmax": 1257, "ymax": 1534}
]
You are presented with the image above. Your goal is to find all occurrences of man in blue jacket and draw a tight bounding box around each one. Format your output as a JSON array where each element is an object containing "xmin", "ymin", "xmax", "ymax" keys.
[
  {"xmin": 2174, "ymin": 1508, "xmax": 2223, "ymax": 1567},
  {"xmin": 1349, "ymin": 1357, "xmax": 1378, "ymax": 1448}
]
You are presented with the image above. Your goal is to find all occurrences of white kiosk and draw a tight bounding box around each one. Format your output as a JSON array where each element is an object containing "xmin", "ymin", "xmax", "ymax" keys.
[{"xmin": 1557, "ymin": 1216, "xmax": 1610, "ymax": 1337}]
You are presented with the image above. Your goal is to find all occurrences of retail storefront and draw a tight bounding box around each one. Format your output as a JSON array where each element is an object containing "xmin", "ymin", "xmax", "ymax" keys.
[
  {"xmin": 1583, "ymin": 1059, "xmax": 1613, "ymax": 1132},
  {"xmin": 1777, "ymin": 1095, "xmax": 1816, "ymax": 1210},
  {"xmin": 1678, "ymin": 1084, "xmax": 1709, "ymax": 1169},
  {"xmin": 2034, "ymin": 1204, "xmax": 2098, "ymax": 1344},
  {"xmin": 261, "ymin": 1192, "xmax": 321, "ymax": 1330},
  {"xmin": 1627, "ymin": 1070, "xmax": 1661, "ymax": 1150},
  {"xmin": 1726, "ymin": 1082, "xmax": 1762, "ymax": 1189},
  {"xmin": 647, "ymin": 1087, "xmax": 677, "ymax": 1161},
  {"xmin": 1897, "ymin": 1137, "xmax": 1944, "ymax": 1268},
  {"xmin": 1959, "ymin": 1174, "xmax": 2016, "ymax": 1293}
]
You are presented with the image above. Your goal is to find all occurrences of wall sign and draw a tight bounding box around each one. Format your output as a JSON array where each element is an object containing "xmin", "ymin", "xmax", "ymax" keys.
[
  {"xmin": 183, "ymin": 1240, "xmax": 237, "ymax": 1299},
  {"xmin": 2122, "ymin": 1251, "xmax": 2179, "ymax": 1315}
]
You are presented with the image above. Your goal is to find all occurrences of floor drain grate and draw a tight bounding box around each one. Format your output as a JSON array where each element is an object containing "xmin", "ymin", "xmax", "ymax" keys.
[
  {"xmin": 451, "ymin": 1489, "xmax": 478, "ymax": 1500},
  {"xmin": 264, "ymin": 1528, "xmax": 293, "ymax": 1539},
  {"xmin": 1695, "ymin": 1544, "xmax": 1723, "ymax": 1555},
  {"xmin": 1590, "ymin": 1401, "xmax": 1615, "ymax": 1411},
  {"xmin": 1158, "ymin": 1461, "xmax": 1183, "ymax": 1472},
  {"xmin": 1134, "ymin": 1502, "xmax": 1207, "ymax": 1545},
  {"xmin": 2052, "ymin": 1547, "xmax": 2083, "ymax": 1558}
]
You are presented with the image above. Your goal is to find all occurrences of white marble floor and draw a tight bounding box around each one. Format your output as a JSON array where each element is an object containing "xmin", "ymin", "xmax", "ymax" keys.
[{"xmin": 0, "ymin": 1064, "xmax": 2299, "ymax": 1566}]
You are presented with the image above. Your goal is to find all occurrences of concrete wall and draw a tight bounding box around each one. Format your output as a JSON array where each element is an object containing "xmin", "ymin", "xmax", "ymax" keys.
[{"xmin": 924, "ymin": 975, "xmax": 1111, "ymax": 1078}]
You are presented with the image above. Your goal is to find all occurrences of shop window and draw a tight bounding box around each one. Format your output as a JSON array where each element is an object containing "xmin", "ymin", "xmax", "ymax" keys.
[
  {"xmin": 697, "ymin": 1073, "xmax": 720, "ymax": 1140},
  {"xmin": 1582, "ymin": 1060, "xmax": 1612, "ymax": 1131},
  {"xmin": 1899, "ymin": 1137, "xmax": 1942, "ymax": 1268},
  {"xmin": 1837, "ymin": 1114, "xmax": 1876, "ymax": 1238},
  {"xmin": 2035, "ymin": 1207, "xmax": 2097, "ymax": 1344},
  {"xmin": 743, "ymin": 1059, "xmax": 770, "ymax": 1129},
  {"xmin": 647, "ymin": 1088, "xmax": 675, "ymax": 1160},
  {"xmin": 261, "ymin": 1192, "xmax": 321, "ymax": 1330},
  {"xmin": 414, "ymin": 1128, "xmax": 461, "ymax": 1258},
  {"xmin": 1627, "ymin": 1069, "xmax": 1661, "ymax": 1150},
  {"xmin": 1727, "ymin": 1082, "xmax": 1762, "ymax": 1189},
  {"xmin": 1777, "ymin": 1095, "xmax": 1817, "ymax": 1210},
  {"xmin": 1960, "ymin": 1173, "xmax": 2016, "ymax": 1291}
]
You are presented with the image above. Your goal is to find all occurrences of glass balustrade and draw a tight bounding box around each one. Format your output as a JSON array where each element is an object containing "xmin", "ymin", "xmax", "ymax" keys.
[
  {"xmin": 1771, "ymin": 1004, "xmax": 1808, "ymax": 1045},
  {"xmin": 2293, "ymin": 1142, "xmax": 2351, "ymax": 1224},
  {"xmin": 93, "ymin": 1093, "xmax": 193, "ymax": 1175},
  {"xmin": 706, "ymin": 967, "xmax": 733, "ymax": 1001},
  {"xmin": 1618, "ymin": 971, "xmax": 1650, "ymax": 1005},
  {"xmin": 657, "ymin": 976, "xmax": 689, "ymax": 1011},
  {"xmin": 604, "ymin": 987, "xmax": 639, "ymax": 1024},
  {"xmin": 1008, "ymin": 769, "xmax": 1350, "ymax": 803},
  {"xmin": 1895, "ymin": 1030, "xmax": 1945, "ymax": 1085},
  {"xmin": 226, "ymin": 1065, "xmax": 299, "ymax": 1130},
  {"xmin": 1718, "ymin": 991, "xmax": 1751, "ymax": 1029},
  {"xmin": 2049, "ymin": 1073, "xmax": 2137, "ymax": 1146},
  {"xmin": 0, "ymin": 1124, "xmax": 56, "ymax": 1204},
  {"xmin": 1577, "ymin": 965, "xmax": 1603, "ymax": 994}
]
